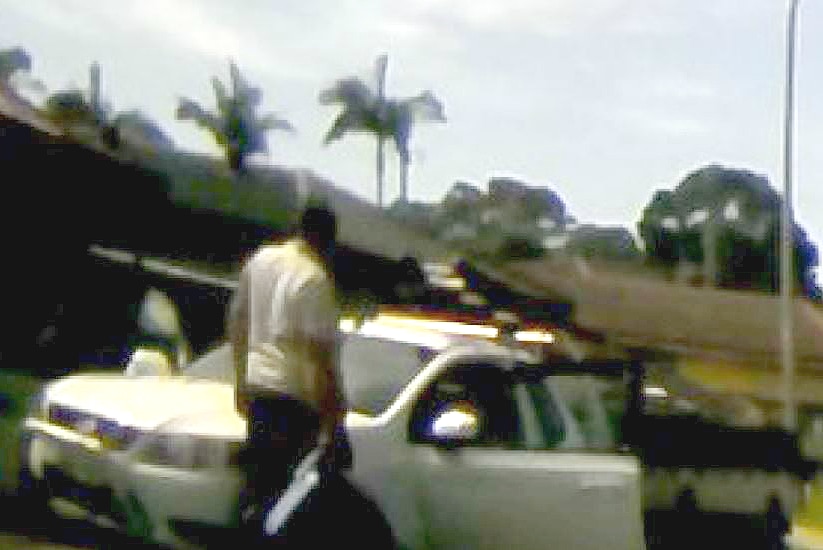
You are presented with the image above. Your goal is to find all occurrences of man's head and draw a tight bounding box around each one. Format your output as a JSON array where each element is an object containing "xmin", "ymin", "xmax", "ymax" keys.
[{"xmin": 300, "ymin": 205, "xmax": 337, "ymax": 259}]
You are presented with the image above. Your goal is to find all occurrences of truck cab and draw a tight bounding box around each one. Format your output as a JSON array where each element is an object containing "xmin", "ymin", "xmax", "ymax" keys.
[{"xmin": 338, "ymin": 316, "xmax": 646, "ymax": 550}]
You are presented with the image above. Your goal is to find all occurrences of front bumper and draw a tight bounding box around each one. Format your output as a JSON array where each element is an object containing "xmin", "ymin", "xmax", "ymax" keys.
[
  {"xmin": 42, "ymin": 466, "xmax": 116, "ymax": 517},
  {"xmin": 21, "ymin": 418, "xmax": 114, "ymax": 502}
]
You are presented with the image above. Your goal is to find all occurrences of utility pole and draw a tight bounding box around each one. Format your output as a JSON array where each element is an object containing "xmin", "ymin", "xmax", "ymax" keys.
[
  {"xmin": 89, "ymin": 61, "xmax": 100, "ymax": 122},
  {"xmin": 375, "ymin": 54, "xmax": 388, "ymax": 208},
  {"xmin": 780, "ymin": 0, "xmax": 800, "ymax": 433}
]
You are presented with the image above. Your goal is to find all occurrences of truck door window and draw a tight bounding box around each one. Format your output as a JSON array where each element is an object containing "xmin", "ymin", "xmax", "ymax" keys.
[
  {"xmin": 409, "ymin": 364, "xmax": 525, "ymax": 448},
  {"xmin": 524, "ymin": 380, "xmax": 567, "ymax": 448},
  {"xmin": 546, "ymin": 374, "xmax": 627, "ymax": 451}
]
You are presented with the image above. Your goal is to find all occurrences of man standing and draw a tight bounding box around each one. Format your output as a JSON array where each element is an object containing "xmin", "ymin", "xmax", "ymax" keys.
[{"xmin": 228, "ymin": 205, "xmax": 346, "ymax": 540}]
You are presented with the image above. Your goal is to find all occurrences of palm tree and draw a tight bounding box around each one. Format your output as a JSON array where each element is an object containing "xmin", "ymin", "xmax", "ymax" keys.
[
  {"xmin": 43, "ymin": 62, "xmax": 119, "ymax": 147},
  {"xmin": 0, "ymin": 47, "xmax": 45, "ymax": 98},
  {"xmin": 176, "ymin": 61, "xmax": 294, "ymax": 172},
  {"xmin": 319, "ymin": 55, "xmax": 445, "ymax": 207},
  {"xmin": 0, "ymin": 48, "xmax": 31, "ymax": 88}
]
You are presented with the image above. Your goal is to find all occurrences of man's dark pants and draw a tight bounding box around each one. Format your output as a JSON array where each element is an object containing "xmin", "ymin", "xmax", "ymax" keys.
[{"xmin": 239, "ymin": 393, "xmax": 320, "ymax": 543}]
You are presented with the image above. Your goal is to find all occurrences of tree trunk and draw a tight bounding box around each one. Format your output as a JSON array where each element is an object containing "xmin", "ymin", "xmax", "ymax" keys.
[
  {"xmin": 228, "ymin": 149, "xmax": 243, "ymax": 212},
  {"xmin": 229, "ymin": 148, "xmax": 243, "ymax": 173},
  {"xmin": 376, "ymin": 136, "xmax": 385, "ymax": 208},
  {"xmin": 375, "ymin": 54, "xmax": 388, "ymax": 209},
  {"xmin": 702, "ymin": 210, "xmax": 719, "ymax": 287},
  {"xmin": 399, "ymin": 157, "xmax": 409, "ymax": 206}
]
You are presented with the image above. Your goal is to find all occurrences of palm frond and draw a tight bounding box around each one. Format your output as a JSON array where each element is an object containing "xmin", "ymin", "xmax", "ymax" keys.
[
  {"xmin": 211, "ymin": 76, "xmax": 229, "ymax": 111},
  {"xmin": 0, "ymin": 47, "xmax": 32, "ymax": 82},
  {"xmin": 374, "ymin": 54, "xmax": 388, "ymax": 91},
  {"xmin": 323, "ymin": 110, "xmax": 368, "ymax": 144},
  {"xmin": 179, "ymin": 61, "xmax": 293, "ymax": 169},
  {"xmin": 319, "ymin": 77, "xmax": 375, "ymax": 108},
  {"xmin": 403, "ymin": 91, "xmax": 446, "ymax": 122},
  {"xmin": 258, "ymin": 113, "xmax": 295, "ymax": 133},
  {"xmin": 176, "ymin": 98, "xmax": 221, "ymax": 133},
  {"xmin": 228, "ymin": 60, "xmax": 243, "ymax": 98}
]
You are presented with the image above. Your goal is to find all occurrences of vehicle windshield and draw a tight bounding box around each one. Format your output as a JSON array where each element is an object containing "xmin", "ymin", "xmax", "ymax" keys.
[
  {"xmin": 339, "ymin": 333, "xmax": 433, "ymax": 416},
  {"xmin": 178, "ymin": 335, "xmax": 432, "ymax": 416},
  {"xmin": 181, "ymin": 343, "xmax": 234, "ymax": 383}
]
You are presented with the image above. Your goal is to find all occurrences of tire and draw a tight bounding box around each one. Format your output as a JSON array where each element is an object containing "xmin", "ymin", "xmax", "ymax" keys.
[
  {"xmin": 316, "ymin": 475, "xmax": 398, "ymax": 549},
  {"xmin": 765, "ymin": 496, "xmax": 789, "ymax": 549},
  {"xmin": 16, "ymin": 465, "xmax": 52, "ymax": 520},
  {"xmin": 268, "ymin": 474, "xmax": 398, "ymax": 548},
  {"xmin": 673, "ymin": 487, "xmax": 700, "ymax": 549}
]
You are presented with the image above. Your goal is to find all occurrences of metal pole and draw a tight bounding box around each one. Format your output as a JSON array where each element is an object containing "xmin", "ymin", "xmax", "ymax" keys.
[
  {"xmin": 90, "ymin": 61, "xmax": 100, "ymax": 122},
  {"xmin": 781, "ymin": 0, "xmax": 800, "ymax": 432},
  {"xmin": 375, "ymin": 55, "xmax": 388, "ymax": 208}
]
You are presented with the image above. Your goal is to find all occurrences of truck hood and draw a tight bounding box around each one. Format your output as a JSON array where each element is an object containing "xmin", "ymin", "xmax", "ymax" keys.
[{"xmin": 42, "ymin": 373, "xmax": 237, "ymax": 432}]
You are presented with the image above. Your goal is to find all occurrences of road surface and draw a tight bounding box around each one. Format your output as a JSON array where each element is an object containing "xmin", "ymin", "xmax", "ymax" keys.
[{"xmin": 0, "ymin": 494, "xmax": 161, "ymax": 549}]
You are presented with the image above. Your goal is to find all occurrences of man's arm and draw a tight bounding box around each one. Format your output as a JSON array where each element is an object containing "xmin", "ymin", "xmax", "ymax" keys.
[
  {"xmin": 309, "ymin": 338, "xmax": 343, "ymax": 440},
  {"xmin": 227, "ymin": 266, "xmax": 250, "ymax": 415},
  {"xmin": 299, "ymin": 278, "xmax": 343, "ymax": 440}
]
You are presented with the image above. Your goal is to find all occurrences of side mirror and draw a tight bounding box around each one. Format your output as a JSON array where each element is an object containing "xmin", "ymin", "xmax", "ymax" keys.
[{"xmin": 428, "ymin": 403, "xmax": 480, "ymax": 448}]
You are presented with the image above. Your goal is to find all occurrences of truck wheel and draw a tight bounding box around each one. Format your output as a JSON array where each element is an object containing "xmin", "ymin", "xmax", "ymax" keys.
[
  {"xmin": 16, "ymin": 465, "xmax": 51, "ymax": 520},
  {"xmin": 674, "ymin": 487, "xmax": 700, "ymax": 548},
  {"xmin": 675, "ymin": 487, "xmax": 698, "ymax": 515},
  {"xmin": 274, "ymin": 473, "xmax": 398, "ymax": 548},
  {"xmin": 765, "ymin": 496, "xmax": 788, "ymax": 549}
]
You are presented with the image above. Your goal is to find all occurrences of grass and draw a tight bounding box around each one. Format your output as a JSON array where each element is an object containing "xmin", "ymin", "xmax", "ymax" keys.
[{"xmin": 0, "ymin": 370, "xmax": 46, "ymax": 494}]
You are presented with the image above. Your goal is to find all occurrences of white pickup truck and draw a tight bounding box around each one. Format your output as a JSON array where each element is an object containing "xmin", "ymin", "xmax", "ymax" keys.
[{"xmin": 18, "ymin": 314, "xmax": 647, "ymax": 549}]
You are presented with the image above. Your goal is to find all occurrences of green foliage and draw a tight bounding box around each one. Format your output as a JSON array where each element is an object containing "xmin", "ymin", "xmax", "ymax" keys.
[
  {"xmin": 495, "ymin": 236, "xmax": 546, "ymax": 260},
  {"xmin": 45, "ymin": 89, "xmax": 96, "ymax": 125},
  {"xmin": 177, "ymin": 61, "xmax": 293, "ymax": 172},
  {"xmin": 319, "ymin": 56, "xmax": 445, "ymax": 203},
  {"xmin": 319, "ymin": 74, "xmax": 446, "ymax": 162},
  {"xmin": 565, "ymin": 226, "xmax": 641, "ymax": 261},
  {"xmin": 638, "ymin": 164, "xmax": 819, "ymax": 295},
  {"xmin": 0, "ymin": 47, "xmax": 32, "ymax": 86}
]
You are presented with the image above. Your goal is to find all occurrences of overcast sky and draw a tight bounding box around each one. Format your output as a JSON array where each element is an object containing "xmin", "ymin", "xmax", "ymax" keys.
[{"xmin": 2, "ymin": 0, "xmax": 821, "ymax": 246}]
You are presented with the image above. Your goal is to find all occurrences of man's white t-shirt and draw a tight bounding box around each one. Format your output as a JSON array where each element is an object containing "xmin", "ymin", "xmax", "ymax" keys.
[{"xmin": 233, "ymin": 239, "xmax": 338, "ymax": 413}]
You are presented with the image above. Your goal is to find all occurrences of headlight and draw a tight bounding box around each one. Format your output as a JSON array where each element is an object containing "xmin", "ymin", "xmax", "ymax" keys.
[{"xmin": 98, "ymin": 419, "xmax": 142, "ymax": 451}]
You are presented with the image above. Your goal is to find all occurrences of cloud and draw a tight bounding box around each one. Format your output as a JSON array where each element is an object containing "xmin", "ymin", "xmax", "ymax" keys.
[
  {"xmin": 2, "ymin": 0, "xmax": 106, "ymax": 39},
  {"xmin": 127, "ymin": 1, "xmax": 248, "ymax": 61},
  {"xmin": 612, "ymin": 106, "xmax": 710, "ymax": 138},
  {"xmin": 404, "ymin": 0, "xmax": 631, "ymax": 36},
  {"xmin": 647, "ymin": 75, "xmax": 718, "ymax": 101},
  {"xmin": 394, "ymin": 0, "xmax": 730, "ymax": 38},
  {"xmin": 616, "ymin": 74, "xmax": 719, "ymax": 103}
]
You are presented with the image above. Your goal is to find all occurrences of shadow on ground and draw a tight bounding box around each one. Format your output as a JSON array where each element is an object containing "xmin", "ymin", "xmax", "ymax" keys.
[{"xmin": 0, "ymin": 492, "xmax": 163, "ymax": 549}]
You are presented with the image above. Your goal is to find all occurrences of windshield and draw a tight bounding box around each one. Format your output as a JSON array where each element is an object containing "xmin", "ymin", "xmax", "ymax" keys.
[
  {"xmin": 181, "ymin": 342, "xmax": 234, "ymax": 383},
  {"xmin": 180, "ymin": 336, "xmax": 431, "ymax": 416},
  {"xmin": 339, "ymin": 333, "xmax": 432, "ymax": 416}
]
